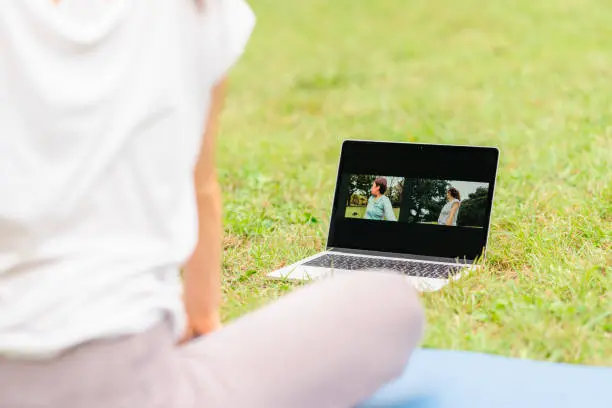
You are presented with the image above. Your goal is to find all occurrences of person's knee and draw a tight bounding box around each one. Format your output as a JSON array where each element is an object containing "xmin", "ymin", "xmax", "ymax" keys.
[
  {"xmin": 331, "ymin": 271, "xmax": 425, "ymax": 379},
  {"xmin": 331, "ymin": 271, "xmax": 425, "ymax": 346}
]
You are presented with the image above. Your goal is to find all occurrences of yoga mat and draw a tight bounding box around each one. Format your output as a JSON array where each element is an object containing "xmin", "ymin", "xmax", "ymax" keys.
[{"xmin": 359, "ymin": 349, "xmax": 612, "ymax": 408}]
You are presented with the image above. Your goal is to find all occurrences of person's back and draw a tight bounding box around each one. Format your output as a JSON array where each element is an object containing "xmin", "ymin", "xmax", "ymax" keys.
[
  {"xmin": 0, "ymin": 0, "xmax": 253, "ymax": 359},
  {"xmin": 0, "ymin": 2, "xmax": 424, "ymax": 407}
]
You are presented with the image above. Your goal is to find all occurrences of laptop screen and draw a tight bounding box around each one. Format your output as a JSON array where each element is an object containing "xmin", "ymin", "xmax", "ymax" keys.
[{"xmin": 328, "ymin": 141, "xmax": 499, "ymax": 262}]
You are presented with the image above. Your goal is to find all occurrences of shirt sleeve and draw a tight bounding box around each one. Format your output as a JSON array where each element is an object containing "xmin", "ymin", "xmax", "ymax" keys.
[
  {"xmin": 384, "ymin": 197, "xmax": 397, "ymax": 221},
  {"xmin": 199, "ymin": 0, "xmax": 256, "ymax": 83}
]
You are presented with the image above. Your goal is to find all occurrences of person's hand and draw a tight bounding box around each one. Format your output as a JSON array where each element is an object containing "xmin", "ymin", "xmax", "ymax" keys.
[{"xmin": 178, "ymin": 313, "xmax": 223, "ymax": 344}]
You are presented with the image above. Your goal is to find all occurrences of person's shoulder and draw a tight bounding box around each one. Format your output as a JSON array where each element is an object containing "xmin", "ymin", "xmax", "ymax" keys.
[{"xmin": 196, "ymin": 0, "xmax": 256, "ymax": 84}]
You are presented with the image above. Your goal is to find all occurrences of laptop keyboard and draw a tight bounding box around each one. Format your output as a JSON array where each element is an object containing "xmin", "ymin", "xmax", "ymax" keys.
[{"xmin": 302, "ymin": 254, "xmax": 463, "ymax": 279}]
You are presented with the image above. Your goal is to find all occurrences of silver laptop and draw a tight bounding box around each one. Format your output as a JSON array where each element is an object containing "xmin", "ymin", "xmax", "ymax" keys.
[{"xmin": 268, "ymin": 140, "xmax": 499, "ymax": 292}]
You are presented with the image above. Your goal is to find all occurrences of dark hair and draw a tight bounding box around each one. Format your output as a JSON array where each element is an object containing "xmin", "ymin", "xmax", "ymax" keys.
[
  {"xmin": 374, "ymin": 177, "xmax": 388, "ymax": 195},
  {"xmin": 448, "ymin": 187, "xmax": 461, "ymax": 201}
]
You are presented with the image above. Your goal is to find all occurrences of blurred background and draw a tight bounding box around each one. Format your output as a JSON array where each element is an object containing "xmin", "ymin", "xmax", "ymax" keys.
[{"xmin": 216, "ymin": 0, "xmax": 611, "ymax": 364}]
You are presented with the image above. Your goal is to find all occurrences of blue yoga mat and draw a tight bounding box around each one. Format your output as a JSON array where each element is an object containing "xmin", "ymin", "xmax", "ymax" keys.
[{"xmin": 359, "ymin": 349, "xmax": 612, "ymax": 408}]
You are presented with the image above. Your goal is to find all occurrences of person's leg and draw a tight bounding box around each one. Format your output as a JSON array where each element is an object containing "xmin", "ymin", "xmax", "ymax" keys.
[
  {"xmin": 0, "ymin": 321, "xmax": 183, "ymax": 408},
  {"xmin": 179, "ymin": 271, "xmax": 425, "ymax": 408}
]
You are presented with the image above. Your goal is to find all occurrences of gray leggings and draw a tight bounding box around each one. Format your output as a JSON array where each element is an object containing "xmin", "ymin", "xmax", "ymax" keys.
[{"xmin": 0, "ymin": 271, "xmax": 425, "ymax": 408}]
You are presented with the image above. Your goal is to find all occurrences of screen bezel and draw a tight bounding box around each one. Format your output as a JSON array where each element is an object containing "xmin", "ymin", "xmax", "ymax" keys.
[{"xmin": 327, "ymin": 140, "xmax": 499, "ymax": 263}]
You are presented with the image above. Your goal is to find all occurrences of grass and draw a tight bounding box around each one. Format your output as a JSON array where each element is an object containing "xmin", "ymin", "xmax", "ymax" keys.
[
  {"xmin": 216, "ymin": 0, "xmax": 611, "ymax": 365},
  {"xmin": 345, "ymin": 206, "xmax": 401, "ymax": 219}
]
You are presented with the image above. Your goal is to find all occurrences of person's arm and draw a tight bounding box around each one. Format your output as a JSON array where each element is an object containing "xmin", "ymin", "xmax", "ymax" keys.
[
  {"xmin": 180, "ymin": 79, "xmax": 227, "ymax": 343},
  {"xmin": 363, "ymin": 197, "xmax": 371, "ymax": 219},
  {"xmin": 446, "ymin": 202, "xmax": 460, "ymax": 226},
  {"xmin": 384, "ymin": 197, "xmax": 397, "ymax": 221}
]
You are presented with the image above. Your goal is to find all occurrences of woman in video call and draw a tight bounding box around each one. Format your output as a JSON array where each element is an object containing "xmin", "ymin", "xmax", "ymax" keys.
[
  {"xmin": 438, "ymin": 187, "xmax": 461, "ymax": 226},
  {"xmin": 364, "ymin": 177, "xmax": 397, "ymax": 221}
]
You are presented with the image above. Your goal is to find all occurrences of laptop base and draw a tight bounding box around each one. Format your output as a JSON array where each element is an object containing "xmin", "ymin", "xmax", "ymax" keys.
[{"xmin": 266, "ymin": 251, "xmax": 473, "ymax": 292}]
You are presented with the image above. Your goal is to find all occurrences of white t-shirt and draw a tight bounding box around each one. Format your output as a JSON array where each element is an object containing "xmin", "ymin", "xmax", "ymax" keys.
[{"xmin": 0, "ymin": 0, "xmax": 255, "ymax": 359}]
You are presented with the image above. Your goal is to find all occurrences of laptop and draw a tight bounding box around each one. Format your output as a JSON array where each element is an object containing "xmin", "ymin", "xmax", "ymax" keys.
[{"xmin": 267, "ymin": 140, "xmax": 499, "ymax": 292}]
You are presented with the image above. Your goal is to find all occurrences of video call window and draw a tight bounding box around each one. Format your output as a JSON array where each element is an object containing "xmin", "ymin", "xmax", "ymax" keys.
[
  {"xmin": 344, "ymin": 174, "xmax": 404, "ymax": 222},
  {"xmin": 343, "ymin": 176, "xmax": 490, "ymax": 228},
  {"xmin": 404, "ymin": 179, "xmax": 490, "ymax": 228}
]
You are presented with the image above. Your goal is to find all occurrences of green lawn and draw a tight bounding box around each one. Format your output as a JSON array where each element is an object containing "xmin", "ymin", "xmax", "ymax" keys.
[
  {"xmin": 345, "ymin": 206, "xmax": 401, "ymax": 219},
  {"xmin": 217, "ymin": 0, "xmax": 611, "ymax": 365}
]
